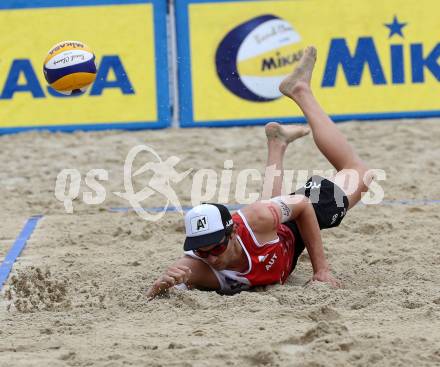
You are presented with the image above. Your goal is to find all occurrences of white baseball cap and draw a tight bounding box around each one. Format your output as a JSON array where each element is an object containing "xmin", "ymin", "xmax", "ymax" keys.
[{"xmin": 184, "ymin": 203, "xmax": 234, "ymax": 251}]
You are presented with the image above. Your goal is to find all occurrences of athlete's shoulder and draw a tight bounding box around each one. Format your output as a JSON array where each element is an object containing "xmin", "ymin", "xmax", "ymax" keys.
[
  {"xmin": 232, "ymin": 211, "xmax": 242, "ymax": 221},
  {"xmin": 239, "ymin": 202, "xmax": 277, "ymax": 233}
]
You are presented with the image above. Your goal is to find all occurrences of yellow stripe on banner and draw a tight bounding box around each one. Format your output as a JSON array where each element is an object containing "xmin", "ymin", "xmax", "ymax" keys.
[{"xmin": 50, "ymin": 72, "xmax": 96, "ymax": 91}]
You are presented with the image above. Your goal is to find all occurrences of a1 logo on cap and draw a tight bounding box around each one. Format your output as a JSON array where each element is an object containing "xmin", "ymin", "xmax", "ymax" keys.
[{"xmin": 191, "ymin": 215, "xmax": 209, "ymax": 234}]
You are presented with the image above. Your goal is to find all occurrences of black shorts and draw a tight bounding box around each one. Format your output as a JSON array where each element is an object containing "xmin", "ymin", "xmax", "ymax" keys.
[{"xmin": 284, "ymin": 175, "xmax": 349, "ymax": 272}]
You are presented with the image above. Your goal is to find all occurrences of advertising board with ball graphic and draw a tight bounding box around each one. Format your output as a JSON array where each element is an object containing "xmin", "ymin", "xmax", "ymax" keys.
[
  {"xmin": 175, "ymin": 0, "xmax": 440, "ymax": 127},
  {"xmin": 216, "ymin": 14, "xmax": 303, "ymax": 102}
]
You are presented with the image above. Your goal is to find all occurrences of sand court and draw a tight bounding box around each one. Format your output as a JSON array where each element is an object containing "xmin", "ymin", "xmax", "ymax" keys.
[{"xmin": 1, "ymin": 119, "xmax": 440, "ymax": 366}]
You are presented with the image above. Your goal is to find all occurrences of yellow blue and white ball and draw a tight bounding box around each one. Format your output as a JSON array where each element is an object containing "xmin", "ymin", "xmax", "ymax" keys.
[
  {"xmin": 43, "ymin": 41, "xmax": 97, "ymax": 95},
  {"xmin": 216, "ymin": 15, "xmax": 303, "ymax": 102}
]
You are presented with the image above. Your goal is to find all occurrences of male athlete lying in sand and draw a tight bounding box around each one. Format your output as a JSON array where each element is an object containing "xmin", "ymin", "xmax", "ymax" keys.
[{"xmin": 147, "ymin": 46, "xmax": 371, "ymax": 299}]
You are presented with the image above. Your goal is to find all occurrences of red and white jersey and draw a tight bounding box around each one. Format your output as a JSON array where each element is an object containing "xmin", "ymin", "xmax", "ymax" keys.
[{"xmin": 185, "ymin": 210, "xmax": 297, "ymax": 295}]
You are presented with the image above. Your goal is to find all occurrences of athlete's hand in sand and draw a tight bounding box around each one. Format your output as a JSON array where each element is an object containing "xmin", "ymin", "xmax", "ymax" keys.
[
  {"xmin": 146, "ymin": 265, "xmax": 192, "ymax": 300},
  {"xmin": 311, "ymin": 269, "xmax": 341, "ymax": 288}
]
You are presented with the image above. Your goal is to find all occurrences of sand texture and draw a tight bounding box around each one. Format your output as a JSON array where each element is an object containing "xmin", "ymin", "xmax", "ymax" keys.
[{"xmin": 1, "ymin": 119, "xmax": 440, "ymax": 366}]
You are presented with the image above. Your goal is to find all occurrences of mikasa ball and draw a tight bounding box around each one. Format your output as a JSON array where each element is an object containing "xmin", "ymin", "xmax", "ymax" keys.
[{"xmin": 43, "ymin": 41, "xmax": 97, "ymax": 95}]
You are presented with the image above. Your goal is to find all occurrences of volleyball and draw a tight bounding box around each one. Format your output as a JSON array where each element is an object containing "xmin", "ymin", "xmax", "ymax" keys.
[
  {"xmin": 216, "ymin": 15, "xmax": 303, "ymax": 102},
  {"xmin": 43, "ymin": 40, "xmax": 97, "ymax": 96}
]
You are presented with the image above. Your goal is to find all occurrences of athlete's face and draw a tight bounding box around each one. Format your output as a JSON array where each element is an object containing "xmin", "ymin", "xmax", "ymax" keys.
[{"xmin": 196, "ymin": 234, "xmax": 237, "ymax": 270}]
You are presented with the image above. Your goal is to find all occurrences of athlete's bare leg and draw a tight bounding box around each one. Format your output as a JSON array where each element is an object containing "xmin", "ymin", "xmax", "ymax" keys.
[
  {"xmin": 261, "ymin": 122, "xmax": 309, "ymax": 200},
  {"xmin": 279, "ymin": 46, "xmax": 370, "ymax": 209}
]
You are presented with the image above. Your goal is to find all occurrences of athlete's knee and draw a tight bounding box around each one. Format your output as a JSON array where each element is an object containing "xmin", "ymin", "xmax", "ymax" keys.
[
  {"xmin": 347, "ymin": 159, "xmax": 370, "ymax": 184},
  {"xmin": 355, "ymin": 161, "xmax": 372, "ymax": 191},
  {"xmin": 334, "ymin": 167, "xmax": 370, "ymax": 206}
]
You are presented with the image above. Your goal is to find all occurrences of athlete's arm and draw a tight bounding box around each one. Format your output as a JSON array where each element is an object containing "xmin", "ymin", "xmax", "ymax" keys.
[
  {"xmin": 241, "ymin": 195, "xmax": 340, "ymax": 287},
  {"xmin": 146, "ymin": 255, "xmax": 220, "ymax": 300},
  {"xmin": 291, "ymin": 199, "xmax": 340, "ymax": 287},
  {"xmin": 240, "ymin": 195, "xmax": 308, "ymax": 233}
]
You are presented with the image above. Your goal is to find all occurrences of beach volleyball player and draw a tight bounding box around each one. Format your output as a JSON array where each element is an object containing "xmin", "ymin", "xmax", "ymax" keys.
[{"xmin": 146, "ymin": 46, "xmax": 371, "ymax": 299}]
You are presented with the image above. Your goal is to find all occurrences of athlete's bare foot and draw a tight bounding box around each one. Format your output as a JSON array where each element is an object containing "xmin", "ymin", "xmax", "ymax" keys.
[
  {"xmin": 265, "ymin": 122, "xmax": 310, "ymax": 145},
  {"xmin": 279, "ymin": 46, "xmax": 317, "ymax": 99}
]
